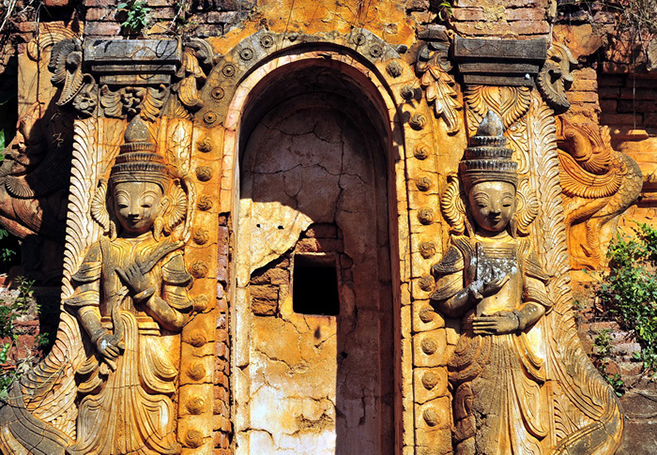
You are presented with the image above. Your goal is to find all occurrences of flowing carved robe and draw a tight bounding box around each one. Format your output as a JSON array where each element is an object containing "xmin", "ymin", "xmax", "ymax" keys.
[
  {"xmin": 432, "ymin": 235, "xmax": 552, "ymax": 455},
  {"xmin": 64, "ymin": 235, "xmax": 191, "ymax": 455}
]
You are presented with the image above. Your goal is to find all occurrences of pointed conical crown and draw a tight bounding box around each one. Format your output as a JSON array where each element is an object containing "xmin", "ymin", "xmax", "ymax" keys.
[
  {"xmin": 460, "ymin": 111, "xmax": 518, "ymax": 191},
  {"xmin": 110, "ymin": 115, "xmax": 169, "ymax": 187}
]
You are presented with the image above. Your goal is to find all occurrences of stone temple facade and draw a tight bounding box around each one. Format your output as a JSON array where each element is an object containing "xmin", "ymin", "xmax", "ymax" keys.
[{"xmin": 0, "ymin": 0, "xmax": 654, "ymax": 454}]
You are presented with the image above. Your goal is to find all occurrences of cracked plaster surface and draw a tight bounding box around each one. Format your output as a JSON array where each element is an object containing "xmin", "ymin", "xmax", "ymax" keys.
[{"xmin": 237, "ymin": 100, "xmax": 394, "ymax": 454}]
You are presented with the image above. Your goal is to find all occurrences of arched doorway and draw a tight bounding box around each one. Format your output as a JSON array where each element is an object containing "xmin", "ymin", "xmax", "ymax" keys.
[{"xmin": 231, "ymin": 58, "xmax": 399, "ymax": 454}]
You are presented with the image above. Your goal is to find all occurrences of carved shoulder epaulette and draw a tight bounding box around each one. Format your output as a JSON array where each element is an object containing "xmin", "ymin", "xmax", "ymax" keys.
[
  {"xmin": 162, "ymin": 253, "xmax": 192, "ymax": 286},
  {"xmin": 431, "ymin": 245, "xmax": 464, "ymax": 276},
  {"xmin": 524, "ymin": 250, "xmax": 550, "ymax": 283},
  {"xmin": 72, "ymin": 243, "xmax": 102, "ymax": 283},
  {"xmin": 431, "ymin": 273, "xmax": 463, "ymax": 301}
]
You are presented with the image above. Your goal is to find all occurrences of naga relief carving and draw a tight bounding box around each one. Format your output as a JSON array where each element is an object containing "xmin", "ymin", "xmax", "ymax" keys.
[
  {"xmin": 0, "ymin": 27, "xmax": 80, "ymax": 282},
  {"xmin": 0, "ymin": 115, "xmax": 194, "ymax": 454},
  {"xmin": 433, "ymin": 110, "xmax": 623, "ymax": 453},
  {"xmin": 557, "ymin": 119, "xmax": 643, "ymax": 269}
]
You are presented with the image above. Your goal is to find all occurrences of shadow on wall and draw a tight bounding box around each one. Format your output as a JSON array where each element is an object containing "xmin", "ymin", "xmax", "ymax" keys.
[{"xmin": 236, "ymin": 64, "xmax": 397, "ymax": 454}]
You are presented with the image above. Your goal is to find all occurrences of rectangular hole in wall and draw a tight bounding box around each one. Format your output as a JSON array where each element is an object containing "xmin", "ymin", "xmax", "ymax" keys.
[{"xmin": 292, "ymin": 253, "xmax": 340, "ymax": 316}]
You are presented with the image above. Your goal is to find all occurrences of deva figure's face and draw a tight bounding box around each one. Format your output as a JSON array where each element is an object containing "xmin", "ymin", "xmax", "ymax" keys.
[
  {"xmin": 113, "ymin": 181, "xmax": 165, "ymax": 236},
  {"xmin": 468, "ymin": 181, "xmax": 516, "ymax": 233}
]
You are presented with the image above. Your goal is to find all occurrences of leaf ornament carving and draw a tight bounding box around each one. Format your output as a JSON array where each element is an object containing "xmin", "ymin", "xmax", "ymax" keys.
[
  {"xmin": 141, "ymin": 85, "xmax": 169, "ymax": 122},
  {"xmin": 465, "ymin": 85, "xmax": 531, "ymax": 130},
  {"xmin": 441, "ymin": 174, "xmax": 468, "ymax": 235},
  {"xmin": 417, "ymin": 42, "xmax": 462, "ymax": 134},
  {"xmin": 175, "ymin": 39, "xmax": 216, "ymax": 113},
  {"xmin": 100, "ymin": 85, "xmax": 123, "ymax": 119},
  {"xmin": 537, "ymin": 43, "xmax": 577, "ymax": 114}
]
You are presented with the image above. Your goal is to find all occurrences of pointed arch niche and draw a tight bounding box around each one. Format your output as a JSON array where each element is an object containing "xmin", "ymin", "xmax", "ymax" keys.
[{"xmin": 222, "ymin": 51, "xmax": 413, "ymax": 454}]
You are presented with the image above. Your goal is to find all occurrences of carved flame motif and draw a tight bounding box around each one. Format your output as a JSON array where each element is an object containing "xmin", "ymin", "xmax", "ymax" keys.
[
  {"xmin": 466, "ymin": 85, "xmax": 531, "ymax": 130},
  {"xmin": 48, "ymin": 39, "xmax": 97, "ymax": 116},
  {"xmin": 417, "ymin": 42, "xmax": 462, "ymax": 134}
]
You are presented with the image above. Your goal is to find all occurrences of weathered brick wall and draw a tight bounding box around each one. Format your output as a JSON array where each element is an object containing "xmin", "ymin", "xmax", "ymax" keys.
[
  {"xmin": 83, "ymin": 0, "xmax": 254, "ymax": 37},
  {"xmin": 450, "ymin": 0, "xmax": 552, "ymax": 37},
  {"xmin": 599, "ymin": 73, "xmax": 657, "ymax": 138}
]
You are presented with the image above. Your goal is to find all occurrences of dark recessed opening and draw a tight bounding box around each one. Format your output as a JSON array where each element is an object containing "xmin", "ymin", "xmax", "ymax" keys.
[{"xmin": 293, "ymin": 254, "xmax": 340, "ymax": 316}]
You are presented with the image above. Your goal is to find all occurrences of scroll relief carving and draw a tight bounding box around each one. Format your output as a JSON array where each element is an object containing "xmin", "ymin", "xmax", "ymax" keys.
[
  {"xmin": 558, "ymin": 119, "xmax": 643, "ymax": 269},
  {"xmin": 432, "ymin": 111, "xmax": 623, "ymax": 454},
  {"xmin": 49, "ymin": 38, "xmax": 216, "ymax": 120},
  {"xmin": 537, "ymin": 43, "xmax": 578, "ymax": 114},
  {"xmin": 0, "ymin": 115, "xmax": 196, "ymax": 455}
]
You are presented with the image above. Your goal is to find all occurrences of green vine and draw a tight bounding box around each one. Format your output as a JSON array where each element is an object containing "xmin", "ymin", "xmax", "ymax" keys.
[
  {"xmin": 598, "ymin": 221, "xmax": 657, "ymax": 373},
  {"xmin": 592, "ymin": 328, "xmax": 626, "ymax": 395},
  {"xmin": 116, "ymin": 0, "xmax": 151, "ymax": 34}
]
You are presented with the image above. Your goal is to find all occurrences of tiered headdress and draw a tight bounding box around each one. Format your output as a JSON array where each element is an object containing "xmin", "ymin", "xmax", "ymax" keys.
[
  {"xmin": 460, "ymin": 111, "xmax": 517, "ymax": 192},
  {"xmin": 110, "ymin": 115, "xmax": 169, "ymax": 188}
]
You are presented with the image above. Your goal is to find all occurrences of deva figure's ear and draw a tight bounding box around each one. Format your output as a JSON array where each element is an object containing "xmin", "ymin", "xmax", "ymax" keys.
[
  {"xmin": 90, "ymin": 179, "xmax": 110, "ymax": 234},
  {"xmin": 441, "ymin": 174, "xmax": 470, "ymax": 235},
  {"xmin": 153, "ymin": 195, "xmax": 170, "ymax": 242},
  {"xmin": 91, "ymin": 178, "xmax": 118, "ymax": 240},
  {"xmin": 159, "ymin": 180, "xmax": 188, "ymax": 239},
  {"xmin": 512, "ymin": 178, "xmax": 538, "ymax": 237}
]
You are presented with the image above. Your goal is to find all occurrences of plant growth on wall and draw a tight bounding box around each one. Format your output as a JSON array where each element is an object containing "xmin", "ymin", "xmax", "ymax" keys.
[
  {"xmin": 116, "ymin": 0, "xmax": 152, "ymax": 34},
  {"xmin": 597, "ymin": 222, "xmax": 657, "ymax": 373}
]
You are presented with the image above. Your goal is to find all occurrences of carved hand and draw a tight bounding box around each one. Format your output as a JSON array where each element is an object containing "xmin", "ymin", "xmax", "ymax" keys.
[
  {"xmin": 95, "ymin": 333, "xmax": 121, "ymax": 360},
  {"xmin": 480, "ymin": 273, "xmax": 510, "ymax": 298},
  {"xmin": 472, "ymin": 310, "xmax": 519, "ymax": 335},
  {"xmin": 116, "ymin": 260, "xmax": 154, "ymax": 303}
]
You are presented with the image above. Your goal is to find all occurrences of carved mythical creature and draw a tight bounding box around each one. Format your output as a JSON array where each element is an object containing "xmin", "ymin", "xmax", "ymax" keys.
[
  {"xmin": 557, "ymin": 118, "xmax": 642, "ymax": 269},
  {"xmin": 0, "ymin": 115, "xmax": 193, "ymax": 454},
  {"xmin": 434, "ymin": 111, "xmax": 623, "ymax": 454},
  {"xmin": 0, "ymin": 103, "xmax": 72, "ymax": 282}
]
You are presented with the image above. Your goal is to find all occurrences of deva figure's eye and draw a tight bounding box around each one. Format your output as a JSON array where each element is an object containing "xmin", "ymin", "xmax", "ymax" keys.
[{"xmin": 140, "ymin": 195, "xmax": 156, "ymax": 209}]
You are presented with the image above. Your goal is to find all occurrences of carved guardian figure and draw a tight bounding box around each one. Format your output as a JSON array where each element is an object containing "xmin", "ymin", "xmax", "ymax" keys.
[{"xmin": 0, "ymin": 115, "xmax": 193, "ymax": 455}]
